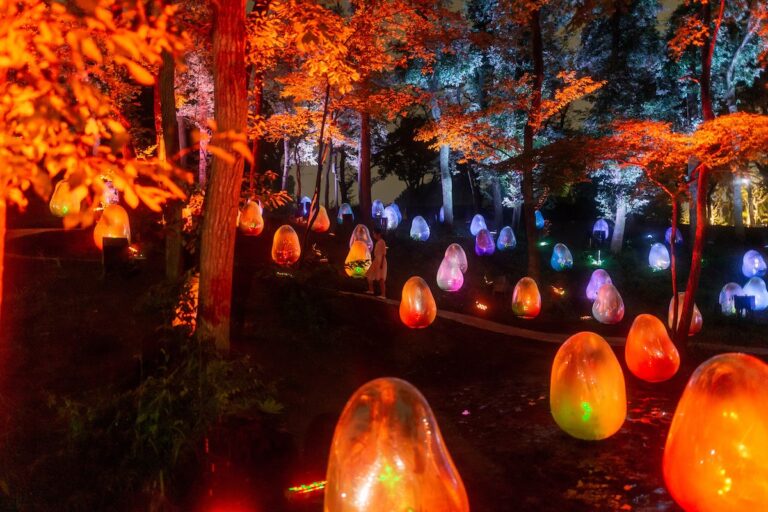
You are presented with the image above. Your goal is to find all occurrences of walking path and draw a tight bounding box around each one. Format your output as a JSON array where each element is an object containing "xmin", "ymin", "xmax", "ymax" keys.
[{"xmin": 341, "ymin": 290, "xmax": 768, "ymax": 356}]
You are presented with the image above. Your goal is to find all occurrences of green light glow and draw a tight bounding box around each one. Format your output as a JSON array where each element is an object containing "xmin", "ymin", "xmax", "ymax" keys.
[
  {"xmin": 378, "ymin": 465, "xmax": 402, "ymax": 489},
  {"xmin": 287, "ymin": 480, "xmax": 326, "ymax": 495},
  {"xmin": 581, "ymin": 401, "xmax": 592, "ymax": 422}
]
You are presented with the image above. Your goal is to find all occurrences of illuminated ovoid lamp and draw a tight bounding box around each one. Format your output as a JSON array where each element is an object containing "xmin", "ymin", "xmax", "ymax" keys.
[
  {"xmin": 592, "ymin": 283, "xmax": 624, "ymax": 324},
  {"xmin": 410, "ymin": 216, "xmax": 430, "ymax": 241},
  {"xmin": 93, "ymin": 204, "xmax": 131, "ymax": 249},
  {"xmin": 372, "ymin": 199, "xmax": 385, "ymax": 218},
  {"xmin": 299, "ymin": 196, "xmax": 311, "ymax": 217},
  {"xmin": 399, "ymin": 276, "xmax": 437, "ymax": 328},
  {"xmin": 534, "ymin": 210, "xmax": 545, "ymax": 229},
  {"xmin": 238, "ymin": 200, "xmax": 264, "ymax": 236},
  {"xmin": 439, "ymin": 206, "xmax": 445, "ymax": 223},
  {"xmin": 496, "ymin": 226, "xmax": 516, "ymax": 251},
  {"xmin": 625, "ymin": 314, "xmax": 680, "ymax": 383},
  {"xmin": 550, "ymin": 243, "xmax": 573, "ymax": 271},
  {"xmin": 337, "ymin": 203, "xmax": 354, "ymax": 223},
  {"xmin": 592, "ymin": 219, "xmax": 610, "ymax": 240},
  {"xmin": 719, "ymin": 283, "xmax": 743, "ymax": 316},
  {"xmin": 668, "ymin": 292, "xmax": 703, "ymax": 335},
  {"xmin": 271, "ymin": 224, "xmax": 301, "ymax": 266},
  {"xmin": 648, "ymin": 243, "xmax": 670, "ymax": 270},
  {"xmin": 436, "ymin": 258, "xmax": 464, "ymax": 292},
  {"xmin": 665, "ymin": 227, "xmax": 682, "ymax": 245},
  {"xmin": 349, "ymin": 224, "xmax": 373, "ymax": 251},
  {"xmin": 511, "ymin": 277, "xmax": 541, "ymax": 319},
  {"xmin": 470, "ymin": 214, "xmax": 487, "ymax": 236},
  {"xmin": 383, "ymin": 206, "xmax": 399, "ymax": 230},
  {"xmin": 586, "ymin": 269, "xmax": 612, "ymax": 301},
  {"xmin": 324, "ymin": 377, "xmax": 470, "ymax": 512},
  {"xmin": 444, "ymin": 243, "xmax": 468, "ymax": 273},
  {"xmin": 550, "ymin": 331, "xmax": 626, "ymax": 440},
  {"xmin": 663, "ymin": 353, "xmax": 768, "ymax": 512},
  {"xmin": 49, "ymin": 180, "xmax": 86, "ymax": 217},
  {"xmin": 475, "ymin": 229, "xmax": 495, "ymax": 256},
  {"xmin": 311, "ymin": 206, "xmax": 331, "ymax": 232},
  {"xmin": 741, "ymin": 250, "xmax": 767, "ymax": 278},
  {"xmin": 345, "ymin": 240, "xmax": 372, "ymax": 278},
  {"xmin": 390, "ymin": 203, "xmax": 402, "ymax": 223},
  {"xmin": 742, "ymin": 277, "xmax": 768, "ymax": 310}
]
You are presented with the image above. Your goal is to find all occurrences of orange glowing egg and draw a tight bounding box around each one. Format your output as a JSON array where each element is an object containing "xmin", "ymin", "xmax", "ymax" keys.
[
  {"xmin": 271, "ymin": 224, "xmax": 301, "ymax": 266},
  {"xmin": 49, "ymin": 179, "xmax": 87, "ymax": 217},
  {"xmin": 550, "ymin": 332, "xmax": 626, "ymax": 440},
  {"xmin": 511, "ymin": 277, "xmax": 541, "ymax": 319},
  {"xmin": 663, "ymin": 353, "xmax": 768, "ymax": 512},
  {"xmin": 624, "ymin": 314, "xmax": 680, "ymax": 382},
  {"xmin": 311, "ymin": 206, "xmax": 331, "ymax": 233},
  {"xmin": 399, "ymin": 276, "xmax": 437, "ymax": 328},
  {"xmin": 324, "ymin": 377, "xmax": 469, "ymax": 512},
  {"xmin": 238, "ymin": 200, "xmax": 264, "ymax": 236},
  {"xmin": 345, "ymin": 240, "xmax": 372, "ymax": 278},
  {"xmin": 93, "ymin": 204, "xmax": 131, "ymax": 250}
]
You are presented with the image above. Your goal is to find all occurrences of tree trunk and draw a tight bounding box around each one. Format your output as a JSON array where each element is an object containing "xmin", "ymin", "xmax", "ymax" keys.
[
  {"xmin": 512, "ymin": 204, "xmax": 521, "ymax": 231},
  {"xmin": 358, "ymin": 111, "xmax": 372, "ymax": 225},
  {"xmin": 492, "ymin": 176, "xmax": 503, "ymax": 229},
  {"xmin": 303, "ymin": 84, "xmax": 331, "ymax": 254},
  {"xmin": 197, "ymin": 0, "xmax": 247, "ymax": 352},
  {"xmin": 670, "ymin": 199, "xmax": 679, "ymax": 336},
  {"xmin": 747, "ymin": 181, "xmax": 755, "ymax": 226},
  {"xmin": 281, "ymin": 137, "xmax": 290, "ymax": 191},
  {"xmin": 610, "ymin": 198, "xmax": 626, "ymax": 254},
  {"xmin": 295, "ymin": 145, "xmax": 302, "ymax": 200},
  {"xmin": 523, "ymin": 8, "xmax": 543, "ymax": 280},
  {"xmin": 733, "ymin": 175, "xmax": 745, "ymax": 239},
  {"xmin": 439, "ymin": 144, "xmax": 453, "ymax": 226},
  {"xmin": 688, "ymin": 158, "xmax": 697, "ymax": 241},
  {"xmin": 160, "ymin": 49, "xmax": 183, "ymax": 281},
  {"xmin": 0, "ymin": 199, "xmax": 5, "ymax": 328},
  {"xmin": 339, "ymin": 149, "xmax": 349, "ymax": 204},
  {"xmin": 249, "ymin": 75, "xmax": 263, "ymax": 195},
  {"xmin": 324, "ymin": 143, "xmax": 332, "ymax": 208}
]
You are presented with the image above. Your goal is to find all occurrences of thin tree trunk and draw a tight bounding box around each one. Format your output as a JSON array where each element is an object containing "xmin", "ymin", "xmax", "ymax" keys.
[
  {"xmin": 281, "ymin": 137, "xmax": 290, "ymax": 190},
  {"xmin": 197, "ymin": 0, "xmax": 247, "ymax": 352},
  {"xmin": 677, "ymin": 169, "xmax": 707, "ymax": 345},
  {"xmin": 303, "ymin": 83, "xmax": 331, "ymax": 255},
  {"xmin": 325, "ymin": 143, "xmax": 332, "ymax": 208},
  {"xmin": 339, "ymin": 149, "xmax": 349, "ymax": 204},
  {"xmin": 439, "ymin": 144, "xmax": 452, "ymax": 226},
  {"xmin": 747, "ymin": 181, "xmax": 755, "ymax": 226},
  {"xmin": 358, "ymin": 111, "xmax": 372, "ymax": 225},
  {"xmin": 492, "ymin": 176, "xmax": 503, "ymax": 229},
  {"xmin": 610, "ymin": 198, "xmax": 626, "ymax": 254},
  {"xmin": 249, "ymin": 75, "xmax": 263, "ymax": 195},
  {"xmin": 160, "ymin": 49, "xmax": 183, "ymax": 281},
  {"xmin": 733, "ymin": 175, "xmax": 745, "ymax": 239},
  {"xmin": 670, "ymin": 198, "xmax": 679, "ymax": 335},
  {"xmin": 523, "ymin": 8, "xmax": 543, "ymax": 280},
  {"xmin": 295, "ymin": 145, "xmax": 302, "ymax": 200}
]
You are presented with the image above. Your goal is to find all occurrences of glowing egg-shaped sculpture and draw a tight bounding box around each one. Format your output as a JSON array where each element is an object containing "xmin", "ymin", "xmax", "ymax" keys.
[
  {"xmin": 436, "ymin": 258, "xmax": 464, "ymax": 292},
  {"xmin": 742, "ymin": 277, "xmax": 768, "ymax": 310},
  {"xmin": 271, "ymin": 224, "xmax": 301, "ymax": 266},
  {"xmin": 511, "ymin": 277, "xmax": 541, "ymax": 319},
  {"xmin": 496, "ymin": 226, "xmax": 516, "ymax": 251},
  {"xmin": 349, "ymin": 224, "xmax": 373, "ymax": 251},
  {"xmin": 325, "ymin": 377, "xmax": 469, "ymax": 512},
  {"xmin": 299, "ymin": 196, "xmax": 311, "ymax": 217},
  {"xmin": 592, "ymin": 283, "xmax": 624, "ymax": 324},
  {"xmin": 470, "ymin": 214, "xmax": 487, "ymax": 236},
  {"xmin": 648, "ymin": 243, "xmax": 670, "ymax": 270},
  {"xmin": 93, "ymin": 204, "xmax": 131, "ymax": 250},
  {"xmin": 390, "ymin": 203, "xmax": 402, "ymax": 224},
  {"xmin": 592, "ymin": 219, "xmax": 610, "ymax": 240},
  {"xmin": 410, "ymin": 216, "xmax": 430, "ymax": 241},
  {"xmin": 238, "ymin": 200, "xmax": 264, "ymax": 236},
  {"xmin": 439, "ymin": 206, "xmax": 445, "ymax": 223},
  {"xmin": 444, "ymin": 243, "xmax": 468, "ymax": 273},
  {"xmin": 50, "ymin": 180, "xmax": 87, "ymax": 217},
  {"xmin": 311, "ymin": 206, "xmax": 331, "ymax": 232},
  {"xmin": 550, "ymin": 331, "xmax": 626, "ymax": 440},
  {"xmin": 337, "ymin": 203, "xmax": 354, "ymax": 223},
  {"xmin": 668, "ymin": 292, "xmax": 703, "ymax": 335},
  {"xmin": 742, "ymin": 250, "xmax": 767, "ymax": 278},
  {"xmin": 625, "ymin": 314, "xmax": 680, "ymax": 382},
  {"xmin": 663, "ymin": 353, "xmax": 768, "ymax": 512},
  {"xmin": 665, "ymin": 227, "xmax": 682, "ymax": 245},
  {"xmin": 399, "ymin": 276, "xmax": 437, "ymax": 328},
  {"xmin": 719, "ymin": 283, "xmax": 744, "ymax": 316},
  {"xmin": 586, "ymin": 269, "xmax": 612, "ymax": 301},
  {"xmin": 372, "ymin": 199, "xmax": 385, "ymax": 218},
  {"xmin": 345, "ymin": 240, "xmax": 372, "ymax": 278},
  {"xmin": 475, "ymin": 229, "xmax": 495, "ymax": 256},
  {"xmin": 535, "ymin": 210, "xmax": 545, "ymax": 229},
  {"xmin": 550, "ymin": 243, "xmax": 573, "ymax": 271},
  {"xmin": 383, "ymin": 206, "xmax": 399, "ymax": 231}
]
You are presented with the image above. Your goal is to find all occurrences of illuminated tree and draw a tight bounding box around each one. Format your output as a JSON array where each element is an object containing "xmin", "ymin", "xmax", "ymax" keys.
[{"xmin": 0, "ymin": 0, "xmax": 187, "ymax": 326}]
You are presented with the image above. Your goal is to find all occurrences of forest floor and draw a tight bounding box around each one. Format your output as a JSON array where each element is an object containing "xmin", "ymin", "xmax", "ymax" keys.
[{"xmin": 1, "ymin": 214, "xmax": 767, "ymax": 511}]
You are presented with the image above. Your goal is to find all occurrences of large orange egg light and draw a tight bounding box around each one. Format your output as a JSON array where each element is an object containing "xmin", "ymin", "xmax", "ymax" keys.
[
  {"xmin": 399, "ymin": 276, "xmax": 437, "ymax": 328},
  {"xmin": 271, "ymin": 224, "xmax": 301, "ymax": 266},
  {"xmin": 49, "ymin": 180, "xmax": 87, "ymax": 217},
  {"xmin": 550, "ymin": 332, "xmax": 626, "ymax": 440},
  {"xmin": 311, "ymin": 206, "xmax": 331, "ymax": 233},
  {"xmin": 625, "ymin": 314, "xmax": 680, "ymax": 382},
  {"xmin": 663, "ymin": 353, "xmax": 768, "ymax": 512},
  {"xmin": 345, "ymin": 240, "xmax": 371, "ymax": 278},
  {"xmin": 511, "ymin": 277, "xmax": 541, "ymax": 319},
  {"xmin": 238, "ymin": 200, "xmax": 264, "ymax": 236},
  {"xmin": 324, "ymin": 377, "xmax": 469, "ymax": 512},
  {"xmin": 93, "ymin": 204, "xmax": 131, "ymax": 250}
]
